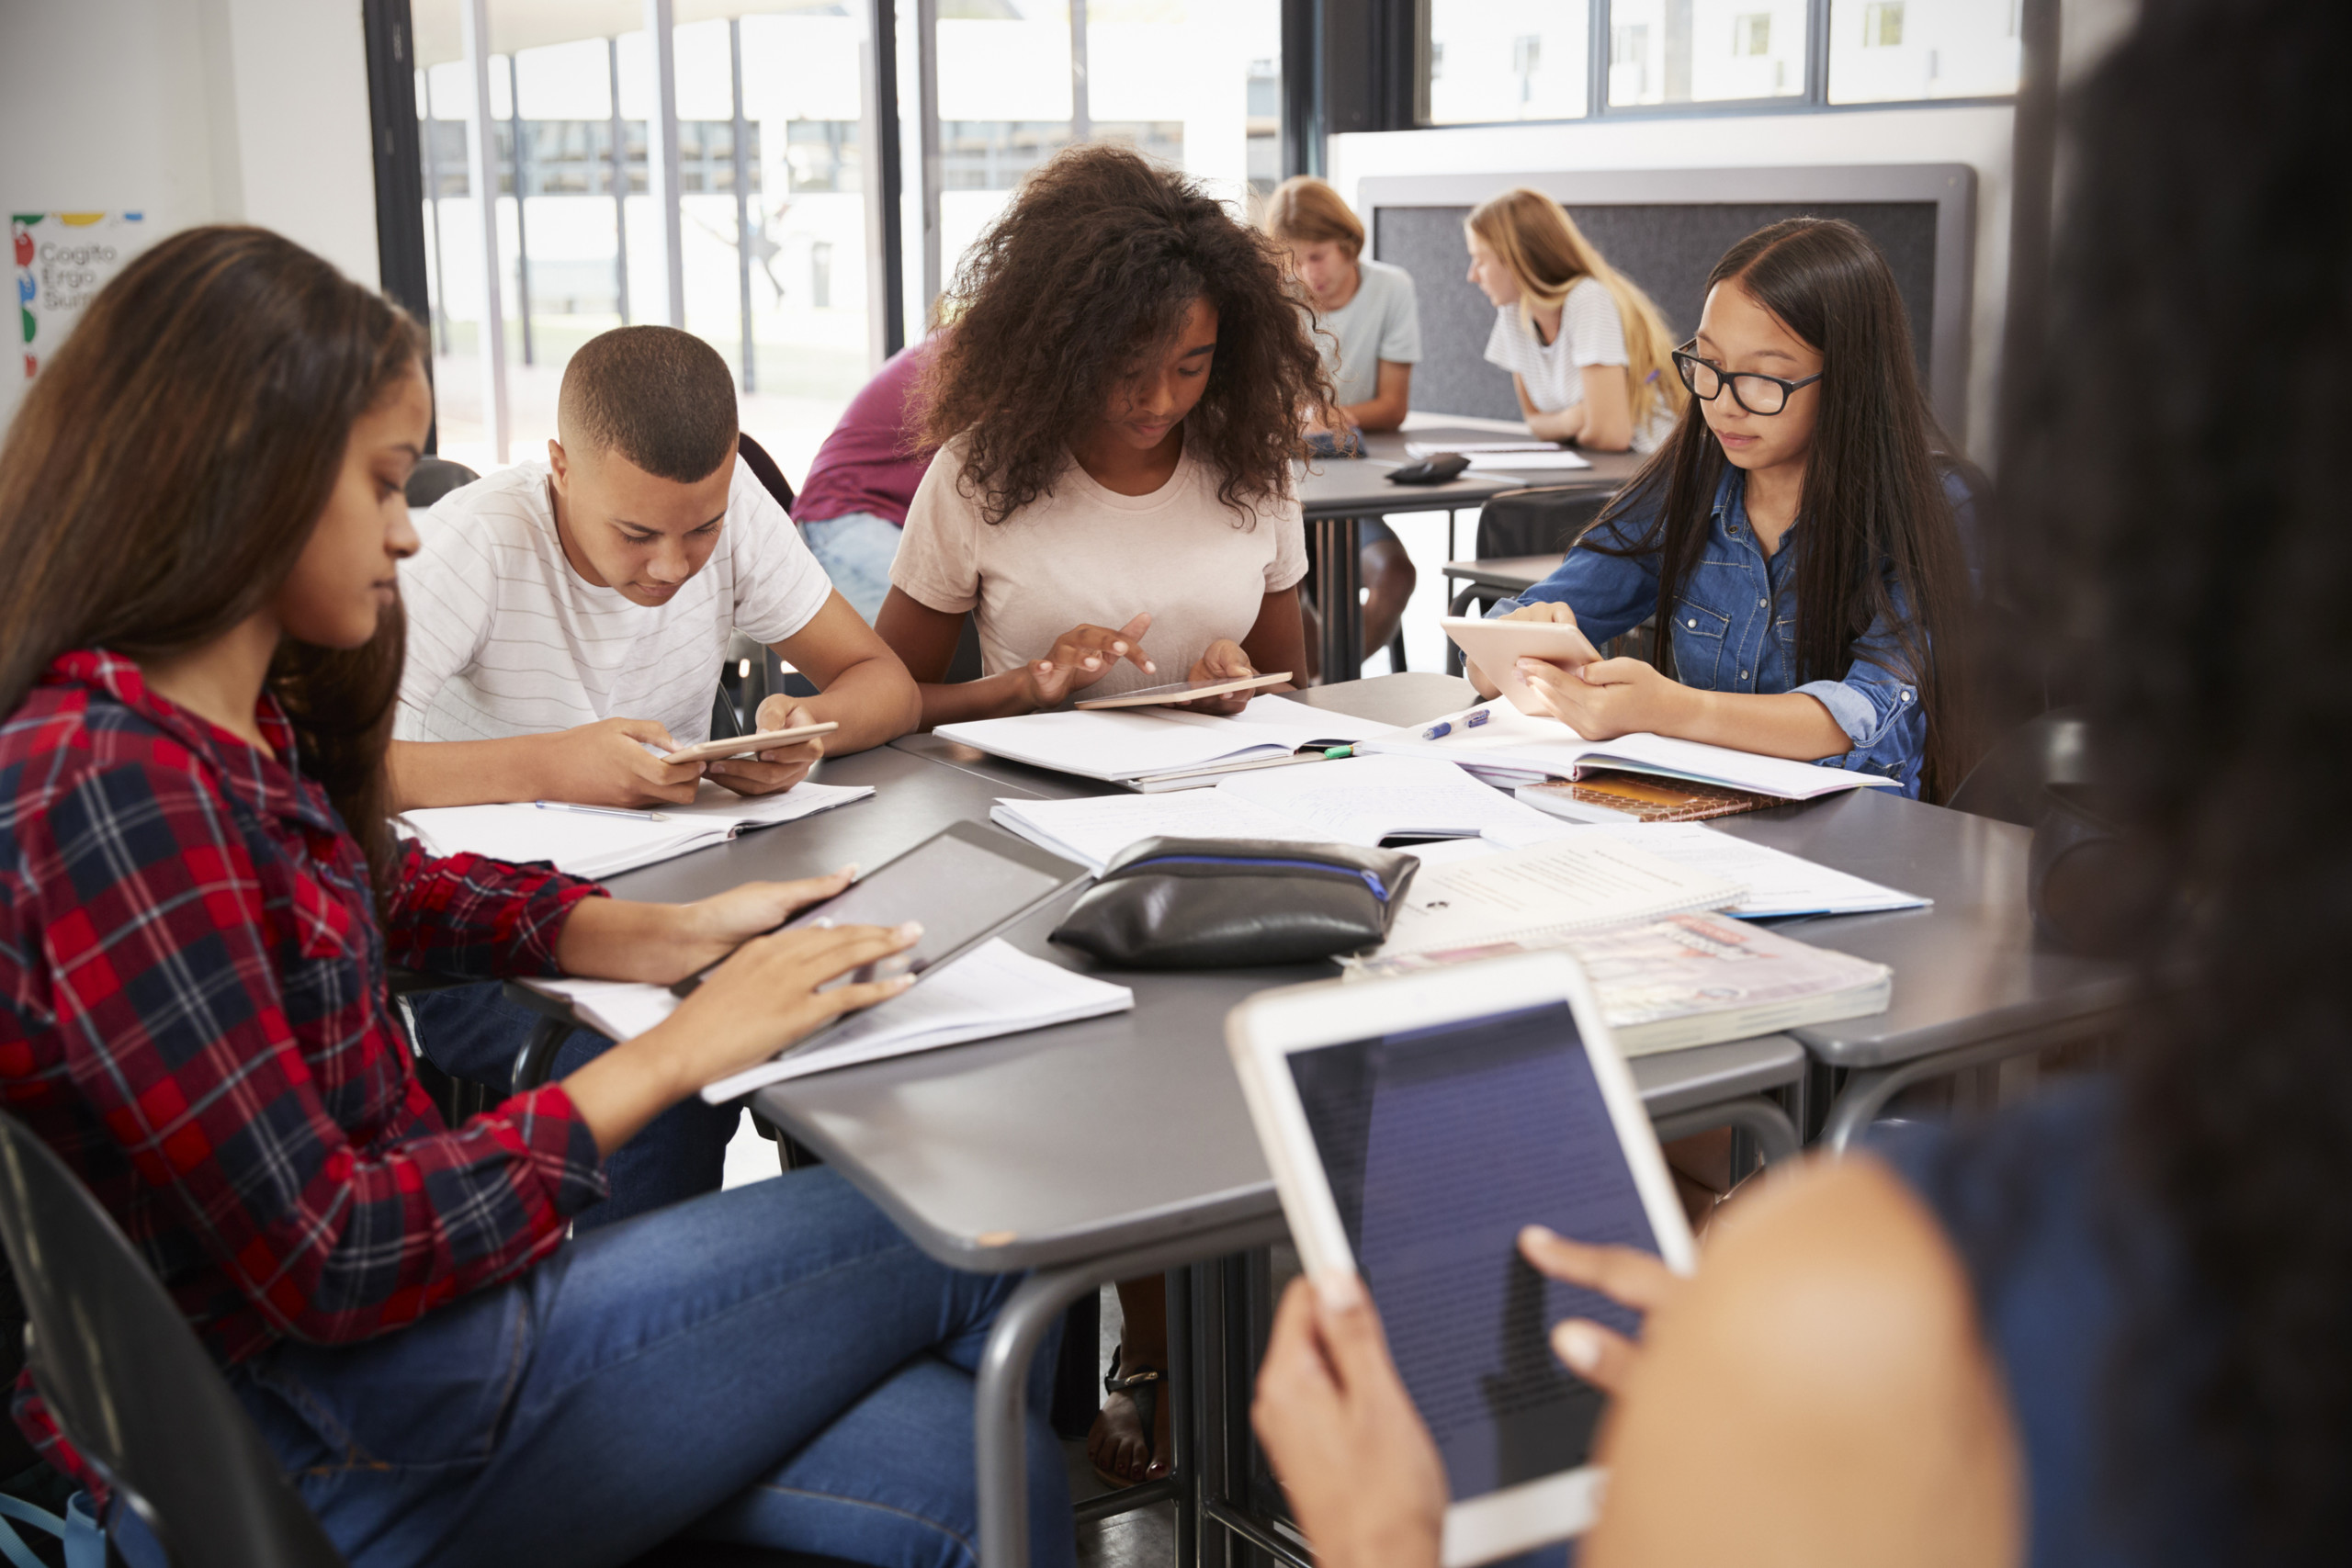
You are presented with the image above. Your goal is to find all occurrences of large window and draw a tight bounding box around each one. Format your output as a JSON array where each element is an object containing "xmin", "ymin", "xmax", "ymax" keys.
[
  {"xmin": 410, "ymin": 0, "xmax": 1279, "ymax": 478},
  {"xmin": 1418, "ymin": 0, "xmax": 2017, "ymax": 125}
]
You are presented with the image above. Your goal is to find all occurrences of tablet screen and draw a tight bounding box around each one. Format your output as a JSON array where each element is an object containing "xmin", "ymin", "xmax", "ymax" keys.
[
  {"xmin": 783, "ymin": 829, "xmax": 1073, "ymax": 975},
  {"xmin": 1284, "ymin": 1000, "xmax": 1658, "ymax": 1501}
]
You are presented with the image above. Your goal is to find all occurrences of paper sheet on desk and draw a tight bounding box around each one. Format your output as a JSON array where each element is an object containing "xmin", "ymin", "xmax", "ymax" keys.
[
  {"xmin": 396, "ymin": 780, "xmax": 874, "ymax": 880},
  {"xmin": 1477, "ymin": 819, "xmax": 1928, "ymax": 919},
  {"xmin": 1215, "ymin": 754, "xmax": 1563, "ymax": 843},
  {"xmin": 935, "ymin": 697, "xmax": 1396, "ymax": 783},
  {"xmin": 520, "ymin": 942, "xmax": 1132, "ymax": 1102}
]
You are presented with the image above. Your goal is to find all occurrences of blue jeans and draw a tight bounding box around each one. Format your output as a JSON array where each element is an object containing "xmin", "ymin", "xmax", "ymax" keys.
[
  {"xmin": 202, "ymin": 1168, "xmax": 1071, "ymax": 1568},
  {"xmin": 798, "ymin": 511, "xmax": 903, "ymax": 623},
  {"xmin": 403, "ymin": 984, "xmax": 738, "ymax": 1234}
]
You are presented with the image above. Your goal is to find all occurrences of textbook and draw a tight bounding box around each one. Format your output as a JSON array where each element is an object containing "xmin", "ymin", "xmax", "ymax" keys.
[
  {"xmin": 518, "ymin": 941, "xmax": 1134, "ymax": 1100},
  {"xmin": 986, "ymin": 755, "xmax": 1566, "ymax": 873},
  {"xmin": 1347, "ymin": 909, "xmax": 1894, "ymax": 1057},
  {"xmin": 1357, "ymin": 703, "xmax": 1900, "ymax": 802},
  {"xmin": 1515, "ymin": 770, "xmax": 1781, "ymax": 824},
  {"xmin": 934, "ymin": 694, "xmax": 1396, "ymax": 788},
  {"xmin": 1369, "ymin": 834, "xmax": 1748, "ymax": 962},
  {"xmin": 394, "ymin": 779, "xmax": 875, "ymax": 880}
]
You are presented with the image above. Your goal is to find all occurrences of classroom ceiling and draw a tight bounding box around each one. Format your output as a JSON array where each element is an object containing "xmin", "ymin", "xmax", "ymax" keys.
[{"xmin": 408, "ymin": 0, "xmax": 857, "ymax": 69}]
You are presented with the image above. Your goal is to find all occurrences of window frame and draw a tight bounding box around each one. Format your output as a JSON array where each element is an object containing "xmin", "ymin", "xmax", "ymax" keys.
[{"xmin": 1413, "ymin": 0, "xmax": 2019, "ymax": 132}]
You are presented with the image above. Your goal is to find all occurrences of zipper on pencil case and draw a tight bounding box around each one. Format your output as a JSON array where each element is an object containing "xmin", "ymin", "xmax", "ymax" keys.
[{"xmin": 1118, "ymin": 854, "xmax": 1393, "ymax": 903}]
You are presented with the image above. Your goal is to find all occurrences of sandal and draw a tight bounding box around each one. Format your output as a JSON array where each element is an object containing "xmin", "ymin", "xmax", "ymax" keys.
[{"xmin": 1088, "ymin": 1346, "xmax": 1167, "ymax": 1489}]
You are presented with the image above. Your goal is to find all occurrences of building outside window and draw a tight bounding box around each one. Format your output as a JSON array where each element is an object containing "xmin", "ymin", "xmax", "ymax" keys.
[{"xmin": 1426, "ymin": 0, "xmax": 1592, "ymax": 125}]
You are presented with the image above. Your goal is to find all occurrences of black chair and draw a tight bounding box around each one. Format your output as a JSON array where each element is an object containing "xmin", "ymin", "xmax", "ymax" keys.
[
  {"xmin": 736, "ymin": 432, "xmax": 796, "ymax": 515},
  {"xmin": 1947, "ymin": 707, "xmax": 2093, "ymax": 828},
  {"xmin": 1475, "ymin": 485, "xmax": 1611, "ymax": 560},
  {"xmin": 0, "ymin": 1110, "xmax": 345, "ymax": 1568},
  {"xmin": 403, "ymin": 457, "xmax": 480, "ymax": 509}
]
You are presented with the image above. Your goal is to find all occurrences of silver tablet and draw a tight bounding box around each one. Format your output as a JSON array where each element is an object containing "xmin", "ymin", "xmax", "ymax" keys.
[{"xmin": 1227, "ymin": 952, "xmax": 1695, "ymax": 1565}]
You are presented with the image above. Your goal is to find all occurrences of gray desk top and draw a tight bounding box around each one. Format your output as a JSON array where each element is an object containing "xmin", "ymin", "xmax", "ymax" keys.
[
  {"xmin": 1295, "ymin": 431, "xmax": 1645, "ymax": 522},
  {"xmin": 594, "ymin": 676, "xmax": 2124, "ymax": 1270}
]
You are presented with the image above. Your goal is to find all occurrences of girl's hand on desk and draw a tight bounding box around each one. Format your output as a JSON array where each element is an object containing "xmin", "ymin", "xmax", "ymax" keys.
[
  {"xmin": 1518, "ymin": 655, "xmax": 1692, "ymax": 740},
  {"xmin": 1173, "ymin": 638, "xmax": 1260, "ymax": 716},
  {"xmin": 1517, "ymin": 1224, "xmax": 1682, "ymax": 1393},
  {"xmin": 1254, "ymin": 1273, "xmax": 1447, "ymax": 1568},
  {"xmin": 1020, "ymin": 613, "xmax": 1157, "ymax": 708}
]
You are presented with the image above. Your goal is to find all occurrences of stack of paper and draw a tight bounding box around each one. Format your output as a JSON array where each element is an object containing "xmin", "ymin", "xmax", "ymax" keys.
[
  {"xmin": 1357, "ymin": 703, "xmax": 1899, "ymax": 801},
  {"xmin": 396, "ymin": 779, "xmax": 874, "ymax": 880},
  {"xmin": 1350, "ymin": 909, "xmax": 1894, "ymax": 1056},
  {"xmin": 1373, "ymin": 835, "xmax": 1747, "ymax": 962},
  {"xmin": 989, "ymin": 755, "xmax": 1567, "ymax": 873},
  {"xmin": 516, "ymin": 941, "xmax": 1134, "ymax": 1101},
  {"xmin": 1479, "ymin": 819, "xmax": 1929, "ymax": 919},
  {"xmin": 936, "ymin": 694, "xmax": 1396, "ymax": 789}
]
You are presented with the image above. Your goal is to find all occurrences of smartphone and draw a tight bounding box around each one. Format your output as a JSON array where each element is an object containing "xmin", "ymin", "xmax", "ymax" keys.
[
  {"xmin": 1074, "ymin": 671, "xmax": 1293, "ymax": 710},
  {"xmin": 659, "ymin": 721, "xmax": 838, "ymax": 766}
]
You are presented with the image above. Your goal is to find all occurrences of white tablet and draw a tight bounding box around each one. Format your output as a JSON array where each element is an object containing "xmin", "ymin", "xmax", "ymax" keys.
[
  {"xmin": 1074, "ymin": 671, "xmax": 1293, "ymax": 709},
  {"xmin": 659, "ymin": 721, "xmax": 837, "ymax": 766},
  {"xmin": 1226, "ymin": 951, "xmax": 1694, "ymax": 1565},
  {"xmin": 1439, "ymin": 617, "xmax": 1603, "ymax": 716}
]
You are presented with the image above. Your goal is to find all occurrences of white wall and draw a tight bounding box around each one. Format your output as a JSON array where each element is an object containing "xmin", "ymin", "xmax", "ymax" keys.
[
  {"xmin": 0, "ymin": 0, "xmax": 380, "ymax": 432},
  {"xmin": 1329, "ymin": 103, "xmax": 2015, "ymax": 464}
]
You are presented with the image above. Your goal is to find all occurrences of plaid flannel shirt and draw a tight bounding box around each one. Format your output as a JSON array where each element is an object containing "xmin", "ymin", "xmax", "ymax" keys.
[{"xmin": 0, "ymin": 650, "xmax": 611, "ymax": 1481}]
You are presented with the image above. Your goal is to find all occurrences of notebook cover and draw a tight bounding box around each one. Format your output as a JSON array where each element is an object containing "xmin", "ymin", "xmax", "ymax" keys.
[{"xmin": 1521, "ymin": 769, "xmax": 1780, "ymax": 824}]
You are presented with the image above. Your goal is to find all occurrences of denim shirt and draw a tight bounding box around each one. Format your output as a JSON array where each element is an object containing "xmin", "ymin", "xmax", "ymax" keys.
[{"xmin": 1491, "ymin": 468, "xmax": 1944, "ymax": 797}]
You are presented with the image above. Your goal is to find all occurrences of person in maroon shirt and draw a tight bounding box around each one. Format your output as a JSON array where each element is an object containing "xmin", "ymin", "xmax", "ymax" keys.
[
  {"xmin": 0, "ymin": 228, "xmax": 1073, "ymax": 1568},
  {"xmin": 794, "ymin": 338, "xmax": 938, "ymax": 621}
]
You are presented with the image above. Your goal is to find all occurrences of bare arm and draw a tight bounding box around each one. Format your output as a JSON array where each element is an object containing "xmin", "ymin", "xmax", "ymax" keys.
[
  {"xmin": 1338, "ymin": 362, "xmax": 1414, "ymax": 434},
  {"xmin": 1574, "ymin": 364, "xmax": 1634, "ymax": 452},
  {"xmin": 763, "ymin": 589, "xmax": 923, "ymax": 753},
  {"xmin": 389, "ymin": 721, "xmax": 707, "ymax": 811},
  {"xmin": 1514, "ymin": 373, "xmax": 1590, "ymax": 445},
  {"xmin": 1518, "ymin": 655, "xmax": 1850, "ymax": 760},
  {"xmin": 875, "ymin": 586, "xmax": 1156, "ymax": 728}
]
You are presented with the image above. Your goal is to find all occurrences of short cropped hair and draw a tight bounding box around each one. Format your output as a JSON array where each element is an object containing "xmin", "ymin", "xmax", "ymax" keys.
[
  {"xmin": 557, "ymin": 326, "xmax": 738, "ymax": 482},
  {"xmin": 1262, "ymin": 176, "xmax": 1364, "ymax": 259}
]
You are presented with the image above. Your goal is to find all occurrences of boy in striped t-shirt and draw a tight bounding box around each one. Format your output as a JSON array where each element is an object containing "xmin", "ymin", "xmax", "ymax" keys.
[{"xmin": 391, "ymin": 326, "xmax": 921, "ymax": 1227}]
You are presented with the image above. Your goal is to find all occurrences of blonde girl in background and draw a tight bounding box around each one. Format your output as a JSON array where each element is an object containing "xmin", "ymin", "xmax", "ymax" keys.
[{"xmin": 1465, "ymin": 188, "xmax": 1687, "ymax": 453}]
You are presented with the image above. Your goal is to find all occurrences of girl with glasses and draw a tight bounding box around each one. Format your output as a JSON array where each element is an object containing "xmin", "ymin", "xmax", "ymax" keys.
[{"xmin": 1462, "ymin": 217, "xmax": 1973, "ymax": 802}]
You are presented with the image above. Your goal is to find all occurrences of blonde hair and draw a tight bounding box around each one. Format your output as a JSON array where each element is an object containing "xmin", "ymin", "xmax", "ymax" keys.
[
  {"xmin": 1466, "ymin": 188, "xmax": 1688, "ymax": 434},
  {"xmin": 1263, "ymin": 175, "xmax": 1365, "ymax": 260}
]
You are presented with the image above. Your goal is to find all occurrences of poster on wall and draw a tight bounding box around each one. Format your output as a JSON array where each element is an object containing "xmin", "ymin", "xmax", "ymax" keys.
[{"xmin": 14, "ymin": 212, "xmax": 148, "ymax": 384}]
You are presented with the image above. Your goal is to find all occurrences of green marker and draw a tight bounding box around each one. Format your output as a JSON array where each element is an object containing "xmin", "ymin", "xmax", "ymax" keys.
[{"xmin": 1322, "ymin": 745, "xmax": 1354, "ymax": 760}]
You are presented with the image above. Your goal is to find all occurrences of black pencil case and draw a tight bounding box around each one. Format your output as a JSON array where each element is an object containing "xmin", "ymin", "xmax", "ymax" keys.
[{"xmin": 1048, "ymin": 837, "xmax": 1418, "ymax": 969}]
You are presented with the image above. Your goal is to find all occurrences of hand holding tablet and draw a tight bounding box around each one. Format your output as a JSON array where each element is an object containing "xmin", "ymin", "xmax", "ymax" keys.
[
  {"xmin": 658, "ymin": 721, "xmax": 838, "ymax": 766},
  {"xmin": 1439, "ymin": 615, "xmax": 1604, "ymax": 716}
]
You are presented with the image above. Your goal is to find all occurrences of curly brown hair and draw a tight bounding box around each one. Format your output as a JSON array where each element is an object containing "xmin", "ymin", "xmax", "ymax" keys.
[{"xmin": 920, "ymin": 142, "xmax": 1333, "ymax": 525}]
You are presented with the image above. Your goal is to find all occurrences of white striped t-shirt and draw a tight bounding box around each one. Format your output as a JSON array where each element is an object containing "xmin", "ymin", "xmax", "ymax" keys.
[{"xmin": 395, "ymin": 457, "xmax": 832, "ymax": 750}]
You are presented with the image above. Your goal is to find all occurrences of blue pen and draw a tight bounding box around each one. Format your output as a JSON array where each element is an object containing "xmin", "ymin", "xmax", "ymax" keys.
[{"xmin": 1418, "ymin": 706, "xmax": 1493, "ymax": 741}]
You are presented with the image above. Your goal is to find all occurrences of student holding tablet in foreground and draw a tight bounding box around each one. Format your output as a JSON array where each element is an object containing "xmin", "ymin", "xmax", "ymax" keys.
[
  {"xmin": 876, "ymin": 144, "xmax": 1320, "ymax": 729},
  {"xmin": 1464, "ymin": 219, "xmax": 1973, "ymax": 802},
  {"xmin": 391, "ymin": 326, "xmax": 923, "ymax": 1226},
  {"xmin": 1256, "ymin": 5, "xmax": 2324, "ymax": 1561},
  {"xmin": 0, "ymin": 227, "xmax": 1073, "ymax": 1568}
]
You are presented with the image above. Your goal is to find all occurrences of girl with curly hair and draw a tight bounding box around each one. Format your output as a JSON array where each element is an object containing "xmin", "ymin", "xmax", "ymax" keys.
[{"xmin": 876, "ymin": 143, "xmax": 1329, "ymax": 724}]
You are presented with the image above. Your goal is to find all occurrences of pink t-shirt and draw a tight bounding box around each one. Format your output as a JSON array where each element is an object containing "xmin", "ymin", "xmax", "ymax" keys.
[{"xmin": 795, "ymin": 341, "xmax": 937, "ymax": 526}]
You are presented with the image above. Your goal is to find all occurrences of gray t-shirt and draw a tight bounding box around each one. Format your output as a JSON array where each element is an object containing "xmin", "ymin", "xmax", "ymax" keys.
[{"xmin": 1313, "ymin": 258, "xmax": 1423, "ymax": 408}]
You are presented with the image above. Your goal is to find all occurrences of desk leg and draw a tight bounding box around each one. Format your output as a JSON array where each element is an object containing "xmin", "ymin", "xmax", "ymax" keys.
[
  {"xmin": 975, "ymin": 1216, "xmax": 1290, "ymax": 1568},
  {"xmin": 1651, "ymin": 1096, "xmax": 1802, "ymax": 1166},
  {"xmin": 1818, "ymin": 1014, "xmax": 2116, "ymax": 1153},
  {"xmin": 1313, "ymin": 516, "xmax": 1364, "ymax": 684}
]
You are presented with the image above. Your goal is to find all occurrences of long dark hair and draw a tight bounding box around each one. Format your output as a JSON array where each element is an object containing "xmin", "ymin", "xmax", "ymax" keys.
[
  {"xmin": 0, "ymin": 226, "xmax": 425, "ymax": 890},
  {"xmin": 921, "ymin": 142, "xmax": 1333, "ymax": 525},
  {"xmin": 1593, "ymin": 219, "xmax": 1972, "ymax": 800},
  {"xmin": 2004, "ymin": 1, "xmax": 2352, "ymax": 1558}
]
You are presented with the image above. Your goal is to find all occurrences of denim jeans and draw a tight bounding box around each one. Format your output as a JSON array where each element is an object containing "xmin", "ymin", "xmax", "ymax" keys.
[
  {"xmin": 198, "ymin": 1168, "xmax": 1071, "ymax": 1568},
  {"xmin": 797, "ymin": 512, "xmax": 903, "ymax": 624},
  {"xmin": 404, "ymin": 983, "xmax": 739, "ymax": 1233}
]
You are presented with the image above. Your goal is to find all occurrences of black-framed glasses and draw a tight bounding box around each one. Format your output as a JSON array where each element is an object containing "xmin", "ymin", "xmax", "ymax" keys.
[{"xmin": 1671, "ymin": 345, "xmax": 1823, "ymax": 416}]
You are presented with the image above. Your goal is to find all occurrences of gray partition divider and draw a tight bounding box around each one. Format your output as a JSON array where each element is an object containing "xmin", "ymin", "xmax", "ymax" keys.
[{"xmin": 1361, "ymin": 165, "xmax": 1975, "ymax": 442}]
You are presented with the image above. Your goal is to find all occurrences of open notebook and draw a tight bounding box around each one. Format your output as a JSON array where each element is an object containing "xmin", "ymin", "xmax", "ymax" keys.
[
  {"xmin": 935, "ymin": 694, "xmax": 1396, "ymax": 788},
  {"xmin": 1358, "ymin": 703, "xmax": 1901, "ymax": 801},
  {"xmin": 1372, "ymin": 834, "xmax": 1747, "ymax": 961},
  {"xmin": 395, "ymin": 780, "xmax": 874, "ymax": 880},
  {"xmin": 517, "ymin": 940, "xmax": 1134, "ymax": 1101},
  {"xmin": 989, "ymin": 755, "xmax": 1565, "ymax": 873}
]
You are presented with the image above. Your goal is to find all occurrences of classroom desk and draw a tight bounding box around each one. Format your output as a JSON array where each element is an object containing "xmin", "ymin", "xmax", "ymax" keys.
[
  {"xmin": 521, "ymin": 677, "xmax": 1797, "ymax": 1568},
  {"xmin": 517, "ymin": 674, "xmax": 2125, "ymax": 1568},
  {"xmin": 1293, "ymin": 429, "xmax": 1642, "ymax": 685}
]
